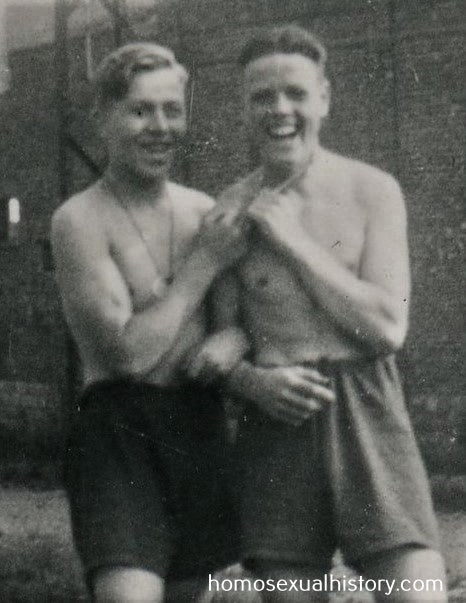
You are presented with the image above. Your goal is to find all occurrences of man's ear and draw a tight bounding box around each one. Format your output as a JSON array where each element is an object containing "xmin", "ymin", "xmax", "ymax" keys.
[{"xmin": 320, "ymin": 77, "xmax": 331, "ymax": 118}]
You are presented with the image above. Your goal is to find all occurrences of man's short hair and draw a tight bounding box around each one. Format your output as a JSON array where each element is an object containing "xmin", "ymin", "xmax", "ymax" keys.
[
  {"xmin": 238, "ymin": 25, "xmax": 327, "ymax": 71},
  {"xmin": 92, "ymin": 42, "xmax": 188, "ymax": 113}
]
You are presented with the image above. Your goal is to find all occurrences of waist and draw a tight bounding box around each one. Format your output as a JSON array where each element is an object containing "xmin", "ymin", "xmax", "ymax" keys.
[
  {"xmin": 79, "ymin": 378, "xmax": 221, "ymax": 415},
  {"xmin": 255, "ymin": 349, "xmax": 396, "ymax": 377},
  {"xmin": 79, "ymin": 313, "xmax": 206, "ymax": 389},
  {"xmin": 81, "ymin": 363, "xmax": 192, "ymax": 392},
  {"xmin": 253, "ymin": 339, "xmax": 364, "ymax": 367}
]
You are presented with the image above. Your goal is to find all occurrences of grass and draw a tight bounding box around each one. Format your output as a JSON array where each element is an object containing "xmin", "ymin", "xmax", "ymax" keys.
[{"xmin": 0, "ymin": 533, "xmax": 87, "ymax": 602}]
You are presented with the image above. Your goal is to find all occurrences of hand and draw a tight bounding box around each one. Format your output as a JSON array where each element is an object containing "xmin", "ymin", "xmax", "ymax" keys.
[
  {"xmin": 187, "ymin": 327, "xmax": 250, "ymax": 384},
  {"xmin": 197, "ymin": 207, "xmax": 249, "ymax": 269},
  {"xmin": 247, "ymin": 188, "xmax": 306, "ymax": 249},
  {"xmin": 245, "ymin": 364, "xmax": 335, "ymax": 426}
]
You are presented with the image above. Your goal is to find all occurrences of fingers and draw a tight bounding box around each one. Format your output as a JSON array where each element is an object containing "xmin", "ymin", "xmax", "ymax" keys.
[
  {"xmin": 292, "ymin": 379, "xmax": 335, "ymax": 405},
  {"xmin": 206, "ymin": 207, "xmax": 242, "ymax": 228},
  {"xmin": 289, "ymin": 368, "xmax": 336, "ymax": 405},
  {"xmin": 285, "ymin": 391, "xmax": 322, "ymax": 413},
  {"xmin": 298, "ymin": 366, "xmax": 331, "ymax": 386}
]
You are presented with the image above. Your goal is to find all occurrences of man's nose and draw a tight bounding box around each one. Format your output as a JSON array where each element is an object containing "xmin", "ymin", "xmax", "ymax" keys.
[
  {"xmin": 271, "ymin": 92, "xmax": 292, "ymax": 114},
  {"xmin": 147, "ymin": 108, "xmax": 169, "ymax": 132}
]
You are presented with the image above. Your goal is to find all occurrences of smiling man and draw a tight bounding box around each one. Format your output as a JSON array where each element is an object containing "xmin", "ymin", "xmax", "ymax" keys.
[
  {"xmin": 51, "ymin": 43, "xmax": 246, "ymax": 602},
  {"xmin": 191, "ymin": 26, "xmax": 447, "ymax": 602}
]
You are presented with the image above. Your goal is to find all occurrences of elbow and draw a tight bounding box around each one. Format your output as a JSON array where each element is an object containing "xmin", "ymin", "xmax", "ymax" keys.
[
  {"xmin": 372, "ymin": 319, "xmax": 407, "ymax": 355},
  {"xmin": 105, "ymin": 346, "xmax": 142, "ymax": 379},
  {"xmin": 105, "ymin": 341, "xmax": 164, "ymax": 380},
  {"xmin": 381, "ymin": 330, "xmax": 405, "ymax": 354},
  {"xmin": 113, "ymin": 356, "xmax": 148, "ymax": 379}
]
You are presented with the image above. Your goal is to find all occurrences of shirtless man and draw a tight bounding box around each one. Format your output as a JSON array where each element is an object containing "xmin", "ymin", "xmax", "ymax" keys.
[
  {"xmin": 190, "ymin": 26, "xmax": 447, "ymax": 602},
  {"xmin": 51, "ymin": 43, "xmax": 247, "ymax": 603}
]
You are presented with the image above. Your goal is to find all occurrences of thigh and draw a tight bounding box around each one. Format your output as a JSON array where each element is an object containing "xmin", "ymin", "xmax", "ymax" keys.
[
  {"xmin": 66, "ymin": 385, "xmax": 174, "ymax": 584},
  {"xmin": 327, "ymin": 357, "xmax": 441, "ymax": 561},
  {"xmin": 358, "ymin": 546, "xmax": 447, "ymax": 602},
  {"xmin": 235, "ymin": 407, "xmax": 335, "ymax": 568},
  {"xmin": 154, "ymin": 387, "xmax": 239, "ymax": 580}
]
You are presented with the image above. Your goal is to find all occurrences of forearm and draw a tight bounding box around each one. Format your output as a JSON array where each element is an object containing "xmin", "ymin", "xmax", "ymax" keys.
[
  {"xmin": 285, "ymin": 237, "xmax": 408, "ymax": 353},
  {"xmin": 113, "ymin": 248, "xmax": 220, "ymax": 376},
  {"xmin": 226, "ymin": 360, "xmax": 263, "ymax": 402},
  {"xmin": 186, "ymin": 273, "xmax": 249, "ymax": 383}
]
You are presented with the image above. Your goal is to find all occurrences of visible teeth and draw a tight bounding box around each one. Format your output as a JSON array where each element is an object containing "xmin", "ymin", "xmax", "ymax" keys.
[{"xmin": 269, "ymin": 124, "xmax": 297, "ymax": 137}]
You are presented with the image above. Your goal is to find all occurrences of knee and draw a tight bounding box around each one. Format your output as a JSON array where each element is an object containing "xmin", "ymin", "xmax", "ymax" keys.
[
  {"xmin": 93, "ymin": 567, "xmax": 164, "ymax": 603},
  {"xmin": 361, "ymin": 547, "xmax": 448, "ymax": 602}
]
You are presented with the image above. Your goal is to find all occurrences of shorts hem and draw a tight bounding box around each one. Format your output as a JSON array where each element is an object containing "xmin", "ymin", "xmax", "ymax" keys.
[
  {"xmin": 83, "ymin": 552, "xmax": 238, "ymax": 579},
  {"xmin": 344, "ymin": 537, "xmax": 442, "ymax": 570},
  {"xmin": 83, "ymin": 555, "xmax": 168, "ymax": 593}
]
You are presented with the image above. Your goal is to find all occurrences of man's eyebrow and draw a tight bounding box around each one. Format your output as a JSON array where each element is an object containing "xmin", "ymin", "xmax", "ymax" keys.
[{"xmin": 128, "ymin": 99, "xmax": 153, "ymax": 106}]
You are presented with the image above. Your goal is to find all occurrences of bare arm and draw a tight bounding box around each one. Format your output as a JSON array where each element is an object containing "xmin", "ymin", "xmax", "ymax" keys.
[
  {"xmin": 187, "ymin": 271, "xmax": 250, "ymax": 381},
  {"xmin": 248, "ymin": 174, "xmax": 410, "ymax": 354},
  {"xmin": 52, "ymin": 205, "xmax": 244, "ymax": 378}
]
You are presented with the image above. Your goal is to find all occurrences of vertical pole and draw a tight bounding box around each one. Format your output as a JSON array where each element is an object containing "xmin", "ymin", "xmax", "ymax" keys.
[
  {"xmin": 54, "ymin": 0, "xmax": 70, "ymax": 202},
  {"xmin": 54, "ymin": 0, "xmax": 79, "ymax": 410},
  {"xmin": 112, "ymin": 0, "xmax": 124, "ymax": 47},
  {"xmin": 388, "ymin": 0, "xmax": 402, "ymax": 179}
]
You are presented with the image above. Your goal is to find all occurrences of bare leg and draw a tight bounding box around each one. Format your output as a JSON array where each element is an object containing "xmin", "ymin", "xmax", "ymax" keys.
[
  {"xmin": 93, "ymin": 567, "xmax": 164, "ymax": 603},
  {"xmin": 359, "ymin": 547, "xmax": 447, "ymax": 602}
]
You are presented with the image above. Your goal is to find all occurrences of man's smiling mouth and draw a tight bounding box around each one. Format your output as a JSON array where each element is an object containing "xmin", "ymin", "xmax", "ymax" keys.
[
  {"xmin": 266, "ymin": 123, "xmax": 299, "ymax": 140},
  {"xmin": 138, "ymin": 141, "xmax": 174, "ymax": 161}
]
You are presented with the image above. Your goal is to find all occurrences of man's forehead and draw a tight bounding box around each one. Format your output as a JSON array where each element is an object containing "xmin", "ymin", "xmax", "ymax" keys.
[
  {"xmin": 126, "ymin": 68, "xmax": 186, "ymax": 99},
  {"xmin": 244, "ymin": 52, "xmax": 323, "ymax": 86}
]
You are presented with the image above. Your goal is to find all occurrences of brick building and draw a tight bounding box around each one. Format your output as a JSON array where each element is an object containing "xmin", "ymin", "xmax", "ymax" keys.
[{"xmin": 0, "ymin": 0, "xmax": 464, "ymax": 466}]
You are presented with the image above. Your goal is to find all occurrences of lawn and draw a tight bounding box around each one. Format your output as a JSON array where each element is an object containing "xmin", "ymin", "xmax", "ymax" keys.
[{"xmin": 0, "ymin": 485, "xmax": 465, "ymax": 602}]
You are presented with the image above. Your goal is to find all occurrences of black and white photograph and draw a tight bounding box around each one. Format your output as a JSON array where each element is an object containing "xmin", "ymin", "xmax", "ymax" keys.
[{"xmin": 0, "ymin": 1, "xmax": 464, "ymax": 601}]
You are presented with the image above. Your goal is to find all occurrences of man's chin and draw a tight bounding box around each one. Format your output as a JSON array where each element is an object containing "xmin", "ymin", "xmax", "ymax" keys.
[{"xmin": 137, "ymin": 163, "xmax": 171, "ymax": 183}]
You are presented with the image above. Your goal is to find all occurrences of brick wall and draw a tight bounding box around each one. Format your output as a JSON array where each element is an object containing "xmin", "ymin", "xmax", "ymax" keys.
[{"xmin": 0, "ymin": 0, "xmax": 464, "ymax": 452}]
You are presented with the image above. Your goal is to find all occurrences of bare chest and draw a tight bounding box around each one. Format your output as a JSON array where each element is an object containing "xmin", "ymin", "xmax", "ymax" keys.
[
  {"xmin": 105, "ymin": 201, "xmax": 199, "ymax": 309},
  {"xmin": 240, "ymin": 187, "xmax": 367, "ymax": 299},
  {"xmin": 302, "ymin": 192, "xmax": 366, "ymax": 270}
]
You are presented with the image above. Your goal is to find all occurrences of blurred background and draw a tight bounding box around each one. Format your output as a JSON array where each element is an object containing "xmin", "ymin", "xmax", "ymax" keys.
[
  {"xmin": 0, "ymin": 0, "xmax": 464, "ymax": 600},
  {"xmin": 0, "ymin": 0, "xmax": 464, "ymax": 479}
]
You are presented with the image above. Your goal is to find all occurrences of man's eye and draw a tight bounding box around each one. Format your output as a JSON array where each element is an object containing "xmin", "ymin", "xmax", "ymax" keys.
[
  {"xmin": 164, "ymin": 103, "xmax": 183, "ymax": 118},
  {"xmin": 131, "ymin": 105, "xmax": 148, "ymax": 117},
  {"xmin": 286, "ymin": 87, "xmax": 307, "ymax": 101}
]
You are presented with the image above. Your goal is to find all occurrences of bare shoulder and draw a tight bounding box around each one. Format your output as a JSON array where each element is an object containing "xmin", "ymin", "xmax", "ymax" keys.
[
  {"xmin": 325, "ymin": 150, "xmax": 405, "ymax": 219},
  {"xmin": 51, "ymin": 183, "xmax": 109, "ymax": 265},
  {"xmin": 51, "ymin": 183, "xmax": 103, "ymax": 240}
]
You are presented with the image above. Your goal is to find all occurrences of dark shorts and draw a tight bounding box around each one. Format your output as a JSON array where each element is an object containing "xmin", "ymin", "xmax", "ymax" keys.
[
  {"xmin": 234, "ymin": 355, "xmax": 440, "ymax": 571},
  {"xmin": 65, "ymin": 380, "xmax": 238, "ymax": 585}
]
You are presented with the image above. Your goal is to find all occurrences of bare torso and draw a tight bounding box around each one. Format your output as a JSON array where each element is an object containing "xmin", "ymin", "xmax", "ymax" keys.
[
  {"xmin": 57, "ymin": 180, "xmax": 213, "ymax": 387},
  {"xmin": 223, "ymin": 149, "xmax": 375, "ymax": 365}
]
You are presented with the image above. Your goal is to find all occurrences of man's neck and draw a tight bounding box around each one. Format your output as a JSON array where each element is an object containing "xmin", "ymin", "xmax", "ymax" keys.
[
  {"xmin": 262, "ymin": 147, "xmax": 322, "ymax": 190},
  {"xmin": 103, "ymin": 167, "xmax": 167, "ymax": 206}
]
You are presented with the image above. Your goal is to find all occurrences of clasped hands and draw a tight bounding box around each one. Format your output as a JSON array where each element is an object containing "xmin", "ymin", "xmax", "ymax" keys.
[
  {"xmin": 200, "ymin": 186, "xmax": 307, "ymax": 263},
  {"xmin": 187, "ymin": 326, "xmax": 334, "ymax": 426},
  {"xmin": 189, "ymin": 189, "xmax": 333, "ymax": 426}
]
